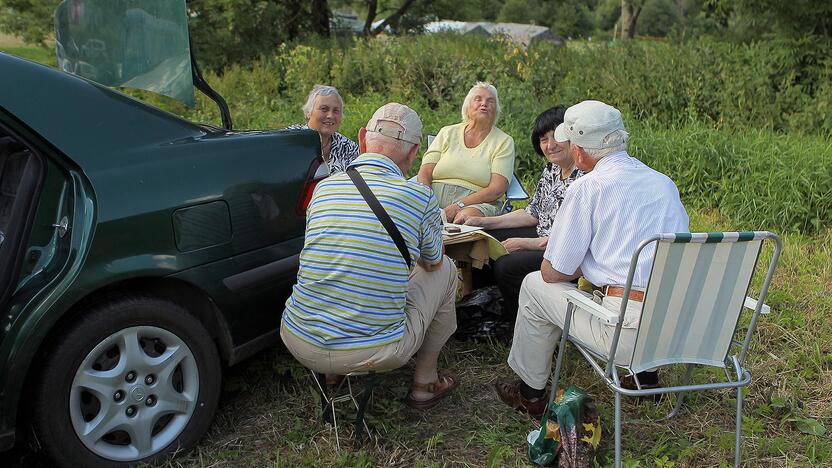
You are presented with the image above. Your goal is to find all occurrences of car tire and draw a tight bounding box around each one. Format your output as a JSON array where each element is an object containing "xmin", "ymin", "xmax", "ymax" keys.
[{"xmin": 32, "ymin": 295, "xmax": 221, "ymax": 467}]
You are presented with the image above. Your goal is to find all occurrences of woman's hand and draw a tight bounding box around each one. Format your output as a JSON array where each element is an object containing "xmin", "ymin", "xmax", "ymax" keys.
[
  {"xmin": 443, "ymin": 204, "xmax": 462, "ymax": 223},
  {"xmin": 501, "ymin": 237, "xmax": 547, "ymax": 253},
  {"xmin": 462, "ymin": 215, "xmax": 486, "ymax": 226}
]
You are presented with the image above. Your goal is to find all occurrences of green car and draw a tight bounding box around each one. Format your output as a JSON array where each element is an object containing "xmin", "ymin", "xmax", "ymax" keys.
[{"xmin": 0, "ymin": 1, "xmax": 326, "ymax": 466}]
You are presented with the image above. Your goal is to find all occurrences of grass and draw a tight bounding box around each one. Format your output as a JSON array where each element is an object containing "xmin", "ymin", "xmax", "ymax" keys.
[
  {"xmin": 159, "ymin": 210, "xmax": 829, "ymax": 467},
  {"xmin": 2, "ymin": 38, "xmax": 831, "ymax": 466},
  {"xmin": 12, "ymin": 209, "xmax": 828, "ymax": 467},
  {"xmin": 0, "ymin": 34, "xmax": 55, "ymax": 66}
]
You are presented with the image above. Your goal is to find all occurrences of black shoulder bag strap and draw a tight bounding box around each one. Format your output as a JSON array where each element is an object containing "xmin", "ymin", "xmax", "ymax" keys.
[{"xmin": 346, "ymin": 167, "xmax": 412, "ymax": 268}]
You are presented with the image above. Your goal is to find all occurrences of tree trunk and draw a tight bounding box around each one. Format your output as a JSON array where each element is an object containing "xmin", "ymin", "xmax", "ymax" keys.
[
  {"xmin": 620, "ymin": 0, "xmax": 643, "ymax": 40},
  {"xmin": 363, "ymin": 0, "xmax": 378, "ymax": 35},
  {"xmin": 284, "ymin": 0, "xmax": 303, "ymax": 41},
  {"xmin": 311, "ymin": 0, "xmax": 330, "ymax": 37},
  {"xmin": 370, "ymin": 0, "xmax": 418, "ymax": 35}
]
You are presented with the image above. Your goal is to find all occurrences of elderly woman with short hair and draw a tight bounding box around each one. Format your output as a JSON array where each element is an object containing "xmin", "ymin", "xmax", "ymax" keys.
[
  {"xmin": 287, "ymin": 84, "xmax": 359, "ymax": 174},
  {"xmin": 417, "ymin": 82, "xmax": 515, "ymax": 223},
  {"xmin": 463, "ymin": 106, "xmax": 583, "ymax": 320}
]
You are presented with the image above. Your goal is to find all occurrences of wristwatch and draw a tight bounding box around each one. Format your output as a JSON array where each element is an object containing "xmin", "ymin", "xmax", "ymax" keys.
[{"xmin": 456, "ymin": 201, "xmax": 466, "ymax": 209}]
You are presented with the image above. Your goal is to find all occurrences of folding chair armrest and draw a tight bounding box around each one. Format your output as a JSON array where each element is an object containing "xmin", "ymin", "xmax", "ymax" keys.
[
  {"xmin": 744, "ymin": 296, "xmax": 771, "ymax": 315},
  {"xmin": 563, "ymin": 290, "xmax": 619, "ymax": 325}
]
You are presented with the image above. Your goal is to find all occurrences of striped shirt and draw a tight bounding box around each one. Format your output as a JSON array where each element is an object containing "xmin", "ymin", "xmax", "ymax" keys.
[
  {"xmin": 282, "ymin": 153, "xmax": 444, "ymax": 350},
  {"xmin": 544, "ymin": 151, "xmax": 689, "ymax": 288}
]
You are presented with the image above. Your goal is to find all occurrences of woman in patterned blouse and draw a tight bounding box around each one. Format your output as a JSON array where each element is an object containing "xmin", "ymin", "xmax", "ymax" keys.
[
  {"xmin": 461, "ymin": 106, "xmax": 583, "ymax": 319},
  {"xmin": 287, "ymin": 85, "xmax": 359, "ymax": 174}
]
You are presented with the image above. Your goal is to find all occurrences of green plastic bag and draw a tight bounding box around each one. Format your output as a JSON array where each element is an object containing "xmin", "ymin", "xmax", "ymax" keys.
[{"xmin": 527, "ymin": 385, "xmax": 601, "ymax": 467}]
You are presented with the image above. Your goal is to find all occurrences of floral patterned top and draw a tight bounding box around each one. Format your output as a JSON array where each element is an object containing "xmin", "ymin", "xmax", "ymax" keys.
[
  {"xmin": 286, "ymin": 124, "xmax": 359, "ymax": 174},
  {"xmin": 525, "ymin": 164, "xmax": 583, "ymax": 237}
]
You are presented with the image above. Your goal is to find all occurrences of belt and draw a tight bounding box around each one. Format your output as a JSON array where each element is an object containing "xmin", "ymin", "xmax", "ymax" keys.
[{"xmin": 602, "ymin": 285, "xmax": 644, "ymax": 302}]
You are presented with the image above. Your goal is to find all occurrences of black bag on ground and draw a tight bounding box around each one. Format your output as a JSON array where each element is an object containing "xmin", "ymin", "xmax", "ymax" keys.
[{"xmin": 454, "ymin": 286, "xmax": 513, "ymax": 341}]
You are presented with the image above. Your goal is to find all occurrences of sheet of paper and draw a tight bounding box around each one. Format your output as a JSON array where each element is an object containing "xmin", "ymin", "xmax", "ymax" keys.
[{"xmin": 442, "ymin": 223, "xmax": 483, "ymax": 236}]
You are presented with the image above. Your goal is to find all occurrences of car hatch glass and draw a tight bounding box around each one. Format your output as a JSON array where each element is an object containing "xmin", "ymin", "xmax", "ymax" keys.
[{"xmin": 54, "ymin": 0, "xmax": 195, "ymax": 106}]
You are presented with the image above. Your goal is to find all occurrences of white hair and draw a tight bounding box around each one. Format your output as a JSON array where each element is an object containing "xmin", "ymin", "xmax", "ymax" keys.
[
  {"xmin": 582, "ymin": 142, "xmax": 628, "ymax": 159},
  {"xmin": 364, "ymin": 127, "xmax": 417, "ymax": 159},
  {"xmin": 302, "ymin": 85, "xmax": 344, "ymax": 120},
  {"xmin": 461, "ymin": 81, "xmax": 501, "ymax": 126}
]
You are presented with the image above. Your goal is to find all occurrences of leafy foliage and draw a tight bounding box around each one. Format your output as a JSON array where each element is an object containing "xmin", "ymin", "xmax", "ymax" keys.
[
  {"xmin": 158, "ymin": 34, "xmax": 832, "ymax": 233},
  {"xmin": 0, "ymin": 0, "xmax": 60, "ymax": 45}
]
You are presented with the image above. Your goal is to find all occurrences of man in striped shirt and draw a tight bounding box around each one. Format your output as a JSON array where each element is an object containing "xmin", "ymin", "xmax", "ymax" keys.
[
  {"xmin": 281, "ymin": 103, "xmax": 460, "ymax": 409},
  {"xmin": 496, "ymin": 100, "xmax": 689, "ymax": 416}
]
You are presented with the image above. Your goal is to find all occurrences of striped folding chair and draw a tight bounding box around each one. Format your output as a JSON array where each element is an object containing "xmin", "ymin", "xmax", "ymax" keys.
[{"xmin": 548, "ymin": 231, "xmax": 781, "ymax": 468}]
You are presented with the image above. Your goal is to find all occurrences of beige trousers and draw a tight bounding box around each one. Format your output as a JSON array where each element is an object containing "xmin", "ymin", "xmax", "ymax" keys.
[
  {"xmin": 507, "ymin": 272, "xmax": 643, "ymax": 389},
  {"xmin": 281, "ymin": 256, "xmax": 458, "ymax": 375}
]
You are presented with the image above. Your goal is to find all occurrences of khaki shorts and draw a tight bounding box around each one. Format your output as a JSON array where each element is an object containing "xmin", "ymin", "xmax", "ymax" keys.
[
  {"xmin": 280, "ymin": 257, "xmax": 458, "ymax": 375},
  {"xmin": 431, "ymin": 181, "xmax": 503, "ymax": 217}
]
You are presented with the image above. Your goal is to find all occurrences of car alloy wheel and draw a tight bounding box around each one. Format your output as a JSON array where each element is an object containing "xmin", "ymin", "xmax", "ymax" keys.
[
  {"xmin": 69, "ymin": 326, "xmax": 199, "ymax": 461},
  {"xmin": 33, "ymin": 295, "xmax": 221, "ymax": 467}
]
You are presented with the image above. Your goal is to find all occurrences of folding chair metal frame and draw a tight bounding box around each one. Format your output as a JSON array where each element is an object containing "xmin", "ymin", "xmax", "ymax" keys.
[
  {"xmin": 548, "ymin": 231, "xmax": 782, "ymax": 468},
  {"xmin": 309, "ymin": 370, "xmax": 378, "ymax": 449}
]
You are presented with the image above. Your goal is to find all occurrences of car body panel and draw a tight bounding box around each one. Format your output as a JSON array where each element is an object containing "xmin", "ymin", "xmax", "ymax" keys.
[{"xmin": 0, "ymin": 52, "xmax": 321, "ymax": 449}]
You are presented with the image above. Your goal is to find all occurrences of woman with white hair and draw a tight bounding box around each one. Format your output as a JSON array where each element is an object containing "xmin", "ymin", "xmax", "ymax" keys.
[
  {"xmin": 287, "ymin": 84, "xmax": 359, "ymax": 174},
  {"xmin": 417, "ymin": 82, "xmax": 515, "ymax": 223}
]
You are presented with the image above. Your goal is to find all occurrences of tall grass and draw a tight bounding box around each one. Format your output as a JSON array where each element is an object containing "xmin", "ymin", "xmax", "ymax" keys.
[{"xmin": 174, "ymin": 34, "xmax": 832, "ymax": 234}]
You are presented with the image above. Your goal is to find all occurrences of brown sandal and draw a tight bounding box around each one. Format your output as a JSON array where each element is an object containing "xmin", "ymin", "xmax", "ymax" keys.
[{"xmin": 406, "ymin": 369, "xmax": 460, "ymax": 410}]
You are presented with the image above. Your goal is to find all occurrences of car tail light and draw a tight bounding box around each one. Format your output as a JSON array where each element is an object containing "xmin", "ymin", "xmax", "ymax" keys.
[{"xmin": 296, "ymin": 159, "xmax": 329, "ymax": 215}]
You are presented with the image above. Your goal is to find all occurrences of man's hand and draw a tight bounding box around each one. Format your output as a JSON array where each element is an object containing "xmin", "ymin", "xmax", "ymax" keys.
[{"xmin": 417, "ymin": 255, "xmax": 444, "ymax": 272}]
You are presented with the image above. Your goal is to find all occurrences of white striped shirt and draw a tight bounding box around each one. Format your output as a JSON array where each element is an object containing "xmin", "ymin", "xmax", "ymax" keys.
[{"xmin": 544, "ymin": 151, "xmax": 689, "ymax": 288}]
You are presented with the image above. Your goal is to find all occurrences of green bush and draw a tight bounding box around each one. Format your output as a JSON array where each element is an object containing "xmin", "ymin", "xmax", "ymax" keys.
[{"xmin": 174, "ymin": 34, "xmax": 831, "ymax": 234}]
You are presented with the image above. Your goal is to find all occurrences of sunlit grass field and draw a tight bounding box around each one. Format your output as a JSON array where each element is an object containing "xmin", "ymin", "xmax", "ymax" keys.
[{"xmin": 2, "ymin": 37, "xmax": 830, "ymax": 467}]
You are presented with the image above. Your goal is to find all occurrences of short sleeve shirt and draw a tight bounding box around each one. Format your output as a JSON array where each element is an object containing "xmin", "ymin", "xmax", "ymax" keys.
[
  {"xmin": 282, "ymin": 153, "xmax": 444, "ymax": 350},
  {"xmin": 525, "ymin": 164, "xmax": 583, "ymax": 237},
  {"xmin": 421, "ymin": 122, "xmax": 515, "ymax": 191},
  {"xmin": 544, "ymin": 152, "xmax": 689, "ymax": 289},
  {"xmin": 286, "ymin": 124, "xmax": 359, "ymax": 174}
]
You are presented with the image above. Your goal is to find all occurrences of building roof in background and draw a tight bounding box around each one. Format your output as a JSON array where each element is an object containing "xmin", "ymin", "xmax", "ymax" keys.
[{"xmin": 424, "ymin": 20, "xmax": 565, "ymax": 46}]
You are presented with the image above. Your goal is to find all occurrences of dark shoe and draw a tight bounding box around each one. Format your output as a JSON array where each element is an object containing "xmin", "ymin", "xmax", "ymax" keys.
[
  {"xmin": 621, "ymin": 371, "xmax": 661, "ymax": 401},
  {"xmin": 406, "ymin": 369, "xmax": 460, "ymax": 410},
  {"xmin": 620, "ymin": 371, "xmax": 659, "ymax": 390},
  {"xmin": 494, "ymin": 379, "xmax": 547, "ymax": 418},
  {"xmin": 325, "ymin": 374, "xmax": 346, "ymax": 394}
]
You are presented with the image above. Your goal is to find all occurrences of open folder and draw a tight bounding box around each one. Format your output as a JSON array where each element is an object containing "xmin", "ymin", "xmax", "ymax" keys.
[{"xmin": 442, "ymin": 223, "xmax": 508, "ymax": 264}]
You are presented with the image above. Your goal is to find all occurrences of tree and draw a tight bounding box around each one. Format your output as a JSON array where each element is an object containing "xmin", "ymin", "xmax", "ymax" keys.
[
  {"xmin": 497, "ymin": 0, "xmax": 536, "ymax": 24},
  {"xmin": 360, "ymin": 0, "xmax": 420, "ymax": 35},
  {"xmin": 704, "ymin": 0, "xmax": 832, "ymax": 38},
  {"xmin": 596, "ymin": 0, "xmax": 622, "ymax": 31},
  {"xmin": 551, "ymin": 0, "xmax": 596, "ymax": 38},
  {"xmin": 188, "ymin": 0, "xmax": 333, "ymax": 70},
  {"xmin": 311, "ymin": 0, "xmax": 331, "ymax": 36},
  {"xmin": 620, "ymin": 0, "xmax": 645, "ymax": 39},
  {"xmin": 0, "ymin": 0, "xmax": 61, "ymax": 45},
  {"xmin": 639, "ymin": 0, "xmax": 681, "ymax": 37}
]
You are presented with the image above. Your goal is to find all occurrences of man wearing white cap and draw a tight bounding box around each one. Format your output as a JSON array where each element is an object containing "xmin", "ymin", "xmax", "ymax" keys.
[
  {"xmin": 282, "ymin": 103, "xmax": 460, "ymax": 409},
  {"xmin": 495, "ymin": 100, "xmax": 689, "ymax": 416}
]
